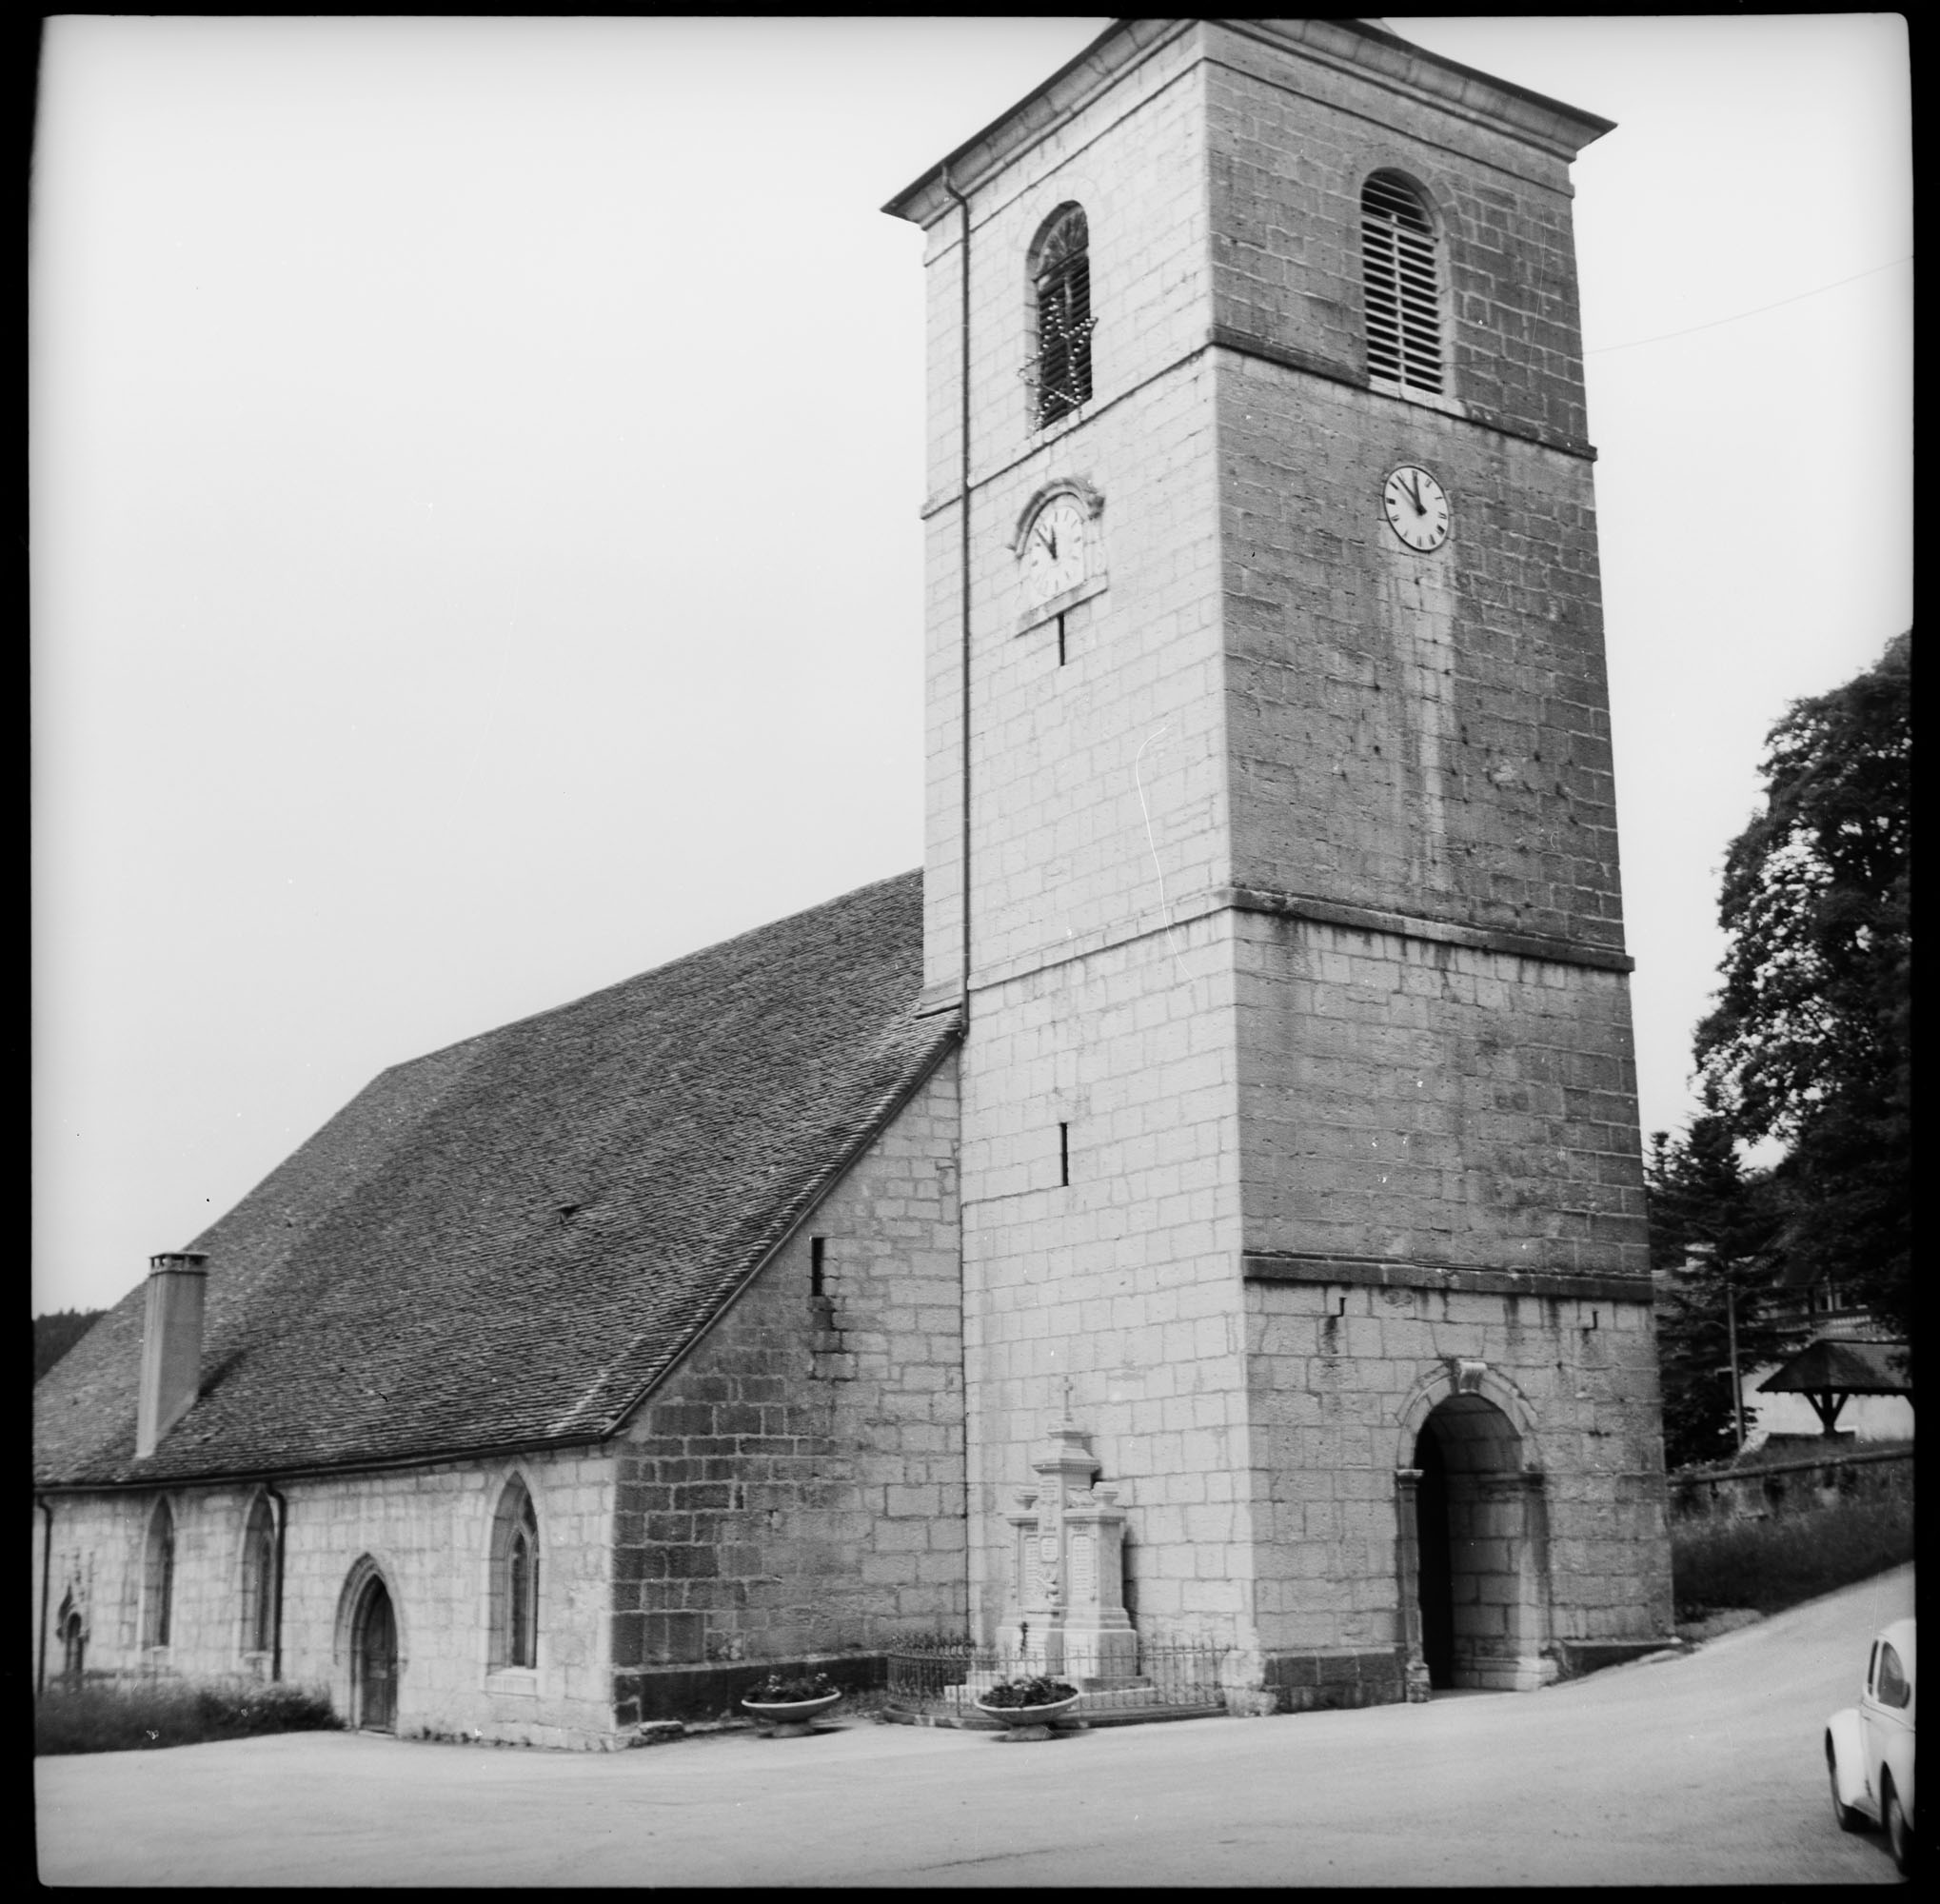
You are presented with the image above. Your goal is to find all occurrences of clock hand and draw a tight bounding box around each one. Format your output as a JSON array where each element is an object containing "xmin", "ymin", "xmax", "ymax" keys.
[{"xmin": 1405, "ymin": 472, "xmax": 1424, "ymax": 512}]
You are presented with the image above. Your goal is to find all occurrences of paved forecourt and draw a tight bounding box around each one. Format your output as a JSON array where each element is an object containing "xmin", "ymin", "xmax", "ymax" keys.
[{"xmin": 37, "ymin": 1564, "xmax": 1910, "ymax": 1888}]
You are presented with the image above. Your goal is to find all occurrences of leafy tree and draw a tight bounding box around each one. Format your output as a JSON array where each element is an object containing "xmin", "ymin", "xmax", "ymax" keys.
[
  {"xmin": 34, "ymin": 1308, "xmax": 106, "ymax": 1383},
  {"xmin": 1647, "ymin": 1120, "xmax": 1789, "ymax": 1469},
  {"xmin": 1693, "ymin": 632, "xmax": 1910, "ymax": 1351}
]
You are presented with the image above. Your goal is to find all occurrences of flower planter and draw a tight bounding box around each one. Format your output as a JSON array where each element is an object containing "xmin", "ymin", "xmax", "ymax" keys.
[
  {"xmin": 742, "ymin": 1690, "xmax": 842, "ymax": 1737},
  {"xmin": 973, "ymin": 1692, "xmax": 1081, "ymax": 1739}
]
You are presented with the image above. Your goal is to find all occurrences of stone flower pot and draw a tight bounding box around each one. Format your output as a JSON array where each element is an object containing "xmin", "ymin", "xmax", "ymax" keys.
[
  {"xmin": 973, "ymin": 1691, "xmax": 1081, "ymax": 1739},
  {"xmin": 742, "ymin": 1690, "xmax": 842, "ymax": 1737}
]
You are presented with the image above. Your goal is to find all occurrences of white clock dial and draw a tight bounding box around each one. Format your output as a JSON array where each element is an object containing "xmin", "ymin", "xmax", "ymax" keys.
[
  {"xmin": 1382, "ymin": 465, "xmax": 1451, "ymax": 552},
  {"xmin": 1023, "ymin": 497, "xmax": 1089, "ymax": 604}
]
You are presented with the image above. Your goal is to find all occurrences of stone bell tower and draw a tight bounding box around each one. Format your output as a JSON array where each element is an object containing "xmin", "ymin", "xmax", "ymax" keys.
[{"xmin": 886, "ymin": 18, "xmax": 1674, "ymax": 1707}]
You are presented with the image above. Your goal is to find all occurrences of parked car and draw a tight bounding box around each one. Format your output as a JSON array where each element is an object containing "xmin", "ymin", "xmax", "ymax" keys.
[{"xmin": 1827, "ymin": 1617, "xmax": 1915, "ymax": 1875}]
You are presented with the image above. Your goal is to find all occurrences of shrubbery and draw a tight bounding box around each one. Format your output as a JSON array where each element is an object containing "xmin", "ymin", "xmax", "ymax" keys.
[
  {"xmin": 1671, "ymin": 1497, "xmax": 1914, "ymax": 1621},
  {"xmin": 35, "ymin": 1677, "xmax": 340, "ymax": 1756}
]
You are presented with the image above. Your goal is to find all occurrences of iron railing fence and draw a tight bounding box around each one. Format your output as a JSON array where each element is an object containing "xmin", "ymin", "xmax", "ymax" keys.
[{"xmin": 886, "ymin": 1639, "xmax": 1232, "ymax": 1719}]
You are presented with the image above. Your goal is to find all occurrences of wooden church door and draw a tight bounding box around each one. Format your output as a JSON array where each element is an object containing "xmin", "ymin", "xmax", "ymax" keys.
[{"xmin": 354, "ymin": 1579, "xmax": 398, "ymax": 1733}]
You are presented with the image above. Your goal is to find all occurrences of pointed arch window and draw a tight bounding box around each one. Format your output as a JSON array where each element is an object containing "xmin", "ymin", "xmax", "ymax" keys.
[
  {"xmin": 59, "ymin": 1594, "xmax": 87, "ymax": 1687},
  {"xmin": 1029, "ymin": 204, "xmax": 1095, "ymax": 428},
  {"xmin": 143, "ymin": 1498, "xmax": 175, "ymax": 1650},
  {"xmin": 242, "ymin": 1495, "xmax": 278, "ymax": 1660},
  {"xmin": 490, "ymin": 1478, "xmax": 541, "ymax": 1671},
  {"xmin": 1361, "ymin": 172, "xmax": 1444, "ymax": 397}
]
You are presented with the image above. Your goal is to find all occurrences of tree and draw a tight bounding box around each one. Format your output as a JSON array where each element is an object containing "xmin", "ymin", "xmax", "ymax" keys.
[
  {"xmin": 1646, "ymin": 1120, "xmax": 1789, "ymax": 1469},
  {"xmin": 34, "ymin": 1308, "xmax": 106, "ymax": 1383},
  {"xmin": 1693, "ymin": 632, "xmax": 1910, "ymax": 1350}
]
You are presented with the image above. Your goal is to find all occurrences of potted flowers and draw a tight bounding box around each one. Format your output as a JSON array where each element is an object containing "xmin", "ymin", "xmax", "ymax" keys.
[
  {"xmin": 741, "ymin": 1670, "xmax": 842, "ymax": 1737},
  {"xmin": 973, "ymin": 1674, "xmax": 1081, "ymax": 1739}
]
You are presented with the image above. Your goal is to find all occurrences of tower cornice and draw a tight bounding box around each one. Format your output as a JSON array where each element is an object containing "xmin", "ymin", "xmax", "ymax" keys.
[{"xmin": 882, "ymin": 17, "xmax": 1613, "ymax": 230}]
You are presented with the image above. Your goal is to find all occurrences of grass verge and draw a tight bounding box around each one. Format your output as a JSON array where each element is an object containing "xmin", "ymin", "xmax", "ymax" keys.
[
  {"xmin": 1672, "ymin": 1496, "xmax": 1914, "ymax": 1622},
  {"xmin": 35, "ymin": 1678, "xmax": 340, "ymax": 1755}
]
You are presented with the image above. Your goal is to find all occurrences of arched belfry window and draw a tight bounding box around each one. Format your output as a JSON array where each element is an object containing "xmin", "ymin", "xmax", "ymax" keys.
[
  {"xmin": 1360, "ymin": 172, "xmax": 1444, "ymax": 397},
  {"xmin": 1028, "ymin": 204, "xmax": 1095, "ymax": 428},
  {"xmin": 143, "ymin": 1497, "xmax": 175, "ymax": 1650},
  {"xmin": 242, "ymin": 1494, "xmax": 277, "ymax": 1659},
  {"xmin": 490, "ymin": 1478, "xmax": 541, "ymax": 1671}
]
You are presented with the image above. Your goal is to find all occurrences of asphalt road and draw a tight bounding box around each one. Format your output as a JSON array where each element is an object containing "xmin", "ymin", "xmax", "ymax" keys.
[{"xmin": 37, "ymin": 1563, "xmax": 1912, "ymax": 1887}]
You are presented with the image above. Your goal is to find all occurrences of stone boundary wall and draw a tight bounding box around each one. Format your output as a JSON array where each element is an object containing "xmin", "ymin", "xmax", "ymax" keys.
[{"xmin": 1668, "ymin": 1447, "xmax": 1912, "ymax": 1524}]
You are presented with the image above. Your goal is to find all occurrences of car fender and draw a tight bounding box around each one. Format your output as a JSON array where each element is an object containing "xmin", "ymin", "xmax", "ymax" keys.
[
  {"xmin": 1879, "ymin": 1727, "xmax": 1914, "ymax": 1826},
  {"xmin": 1828, "ymin": 1709, "xmax": 1871, "ymax": 1815}
]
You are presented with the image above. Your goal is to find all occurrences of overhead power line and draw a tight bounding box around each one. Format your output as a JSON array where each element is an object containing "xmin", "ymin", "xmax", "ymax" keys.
[{"xmin": 1585, "ymin": 255, "xmax": 1911, "ymax": 357}]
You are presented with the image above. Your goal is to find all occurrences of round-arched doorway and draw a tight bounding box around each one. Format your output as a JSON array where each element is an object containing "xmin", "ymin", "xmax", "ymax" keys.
[
  {"xmin": 350, "ymin": 1577, "xmax": 399, "ymax": 1733},
  {"xmin": 1408, "ymin": 1392, "xmax": 1551, "ymax": 1692}
]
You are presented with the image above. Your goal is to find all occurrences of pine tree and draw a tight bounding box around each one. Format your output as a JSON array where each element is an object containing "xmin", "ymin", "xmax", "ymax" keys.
[
  {"xmin": 34, "ymin": 1308, "xmax": 106, "ymax": 1383},
  {"xmin": 1647, "ymin": 1121, "xmax": 1790, "ymax": 1469}
]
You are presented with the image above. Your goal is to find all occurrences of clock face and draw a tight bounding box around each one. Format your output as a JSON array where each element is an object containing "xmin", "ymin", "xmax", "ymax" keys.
[
  {"xmin": 1382, "ymin": 465, "xmax": 1451, "ymax": 552},
  {"xmin": 1023, "ymin": 496, "xmax": 1089, "ymax": 604}
]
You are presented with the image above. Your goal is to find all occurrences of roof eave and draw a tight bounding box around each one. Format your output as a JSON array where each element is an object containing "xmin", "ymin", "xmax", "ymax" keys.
[{"xmin": 882, "ymin": 18, "xmax": 1186, "ymax": 226}]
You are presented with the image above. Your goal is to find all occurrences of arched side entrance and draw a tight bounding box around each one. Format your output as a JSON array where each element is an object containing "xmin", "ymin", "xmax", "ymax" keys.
[
  {"xmin": 351, "ymin": 1577, "xmax": 399, "ymax": 1733},
  {"xmin": 1395, "ymin": 1382, "xmax": 1554, "ymax": 1694},
  {"xmin": 334, "ymin": 1556, "xmax": 406, "ymax": 1735}
]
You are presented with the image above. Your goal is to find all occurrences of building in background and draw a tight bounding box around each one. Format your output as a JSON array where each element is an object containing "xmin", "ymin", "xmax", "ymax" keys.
[{"xmin": 1744, "ymin": 1268, "xmax": 1913, "ymax": 1448}]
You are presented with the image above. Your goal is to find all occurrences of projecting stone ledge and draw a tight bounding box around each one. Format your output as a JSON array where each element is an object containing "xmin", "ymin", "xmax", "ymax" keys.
[
  {"xmin": 1551, "ymin": 1637, "xmax": 1689, "ymax": 1679},
  {"xmin": 1242, "ymin": 1252, "xmax": 1653, "ymax": 1307}
]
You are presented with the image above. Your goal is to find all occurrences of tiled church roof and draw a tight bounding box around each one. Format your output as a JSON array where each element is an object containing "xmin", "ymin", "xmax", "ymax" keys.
[{"xmin": 35, "ymin": 871, "xmax": 957, "ymax": 1488}]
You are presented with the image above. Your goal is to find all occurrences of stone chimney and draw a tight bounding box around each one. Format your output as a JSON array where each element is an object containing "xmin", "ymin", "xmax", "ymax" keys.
[{"xmin": 136, "ymin": 1252, "xmax": 208, "ymax": 1458}]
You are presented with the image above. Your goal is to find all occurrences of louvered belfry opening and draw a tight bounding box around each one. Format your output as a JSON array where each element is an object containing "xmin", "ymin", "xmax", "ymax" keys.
[
  {"xmin": 1032, "ymin": 205, "xmax": 1093, "ymax": 426},
  {"xmin": 1361, "ymin": 172, "xmax": 1444, "ymax": 396}
]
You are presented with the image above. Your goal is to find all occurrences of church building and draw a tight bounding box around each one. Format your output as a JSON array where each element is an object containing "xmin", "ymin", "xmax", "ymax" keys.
[{"xmin": 34, "ymin": 18, "xmax": 1676, "ymax": 1746}]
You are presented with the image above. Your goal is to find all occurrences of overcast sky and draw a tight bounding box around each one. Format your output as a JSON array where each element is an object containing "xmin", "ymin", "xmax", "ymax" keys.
[{"xmin": 32, "ymin": 17, "xmax": 1910, "ymax": 1318}]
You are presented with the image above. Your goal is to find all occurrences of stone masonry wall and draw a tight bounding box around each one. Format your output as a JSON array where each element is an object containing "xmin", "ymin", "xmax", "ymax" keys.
[
  {"xmin": 1237, "ymin": 919, "xmax": 1647, "ymax": 1279},
  {"xmin": 33, "ymin": 1444, "xmax": 618, "ymax": 1748},
  {"xmin": 1246, "ymin": 1279, "xmax": 1674, "ymax": 1662},
  {"xmin": 900, "ymin": 14, "xmax": 1665, "ymax": 1695},
  {"xmin": 1217, "ymin": 363, "xmax": 1619, "ymax": 952},
  {"xmin": 906, "ymin": 26, "xmax": 1269, "ymax": 1657},
  {"xmin": 959, "ymin": 911, "xmax": 1255, "ymax": 1650},
  {"xmin": 1203, "ymin": 35, "xmax": 1620, "ymax": 953},
  {"xmin": 1202, "ymin": 26, "xmax": 1594, "ymax": 449},
  {"xmin": 917, "ymin": 26, "xmax": 1219, "ymax": 995},
  {"xmin": 609, "ymin": 1055, "xmax": 963, "ymax": 1718}
]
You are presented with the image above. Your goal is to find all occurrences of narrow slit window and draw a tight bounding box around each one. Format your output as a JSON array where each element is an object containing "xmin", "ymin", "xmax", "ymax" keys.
[
  {"xmin": 810, "ymin": 1236, "xmax": 825, "ymax": 1299},
  {"xmin": 507, "ymin": 1522, "xmax": 536, "ymax": 1668},
  {"xmin": 1361, "ymin": 173, "xmax": 1444, "ymax": 397},
  {"xmin": 143, "ymin": 1498, "xmax": 175, "ymax": 1650},
  {"xmin": 242, "ymin": 1494, "xmax": 277, "ymax": 1658},
  {"xmin": 1059, "ymin": 1122, "xmax": 1070, "ymax": 1187},
  {"xmin": 1030, "ymin": 206, "xmax": 1094, "ymax": 428}
]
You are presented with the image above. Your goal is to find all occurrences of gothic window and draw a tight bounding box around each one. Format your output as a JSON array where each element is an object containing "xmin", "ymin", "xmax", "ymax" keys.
[
  {"xmin": 1360, "ymin": 172, "xmax": 1444, "ymax": 397},
  {"xmin": 490, "ymin": 1477, "xmax": 541, "ymax": 1671},
  {"xmin": 143, "ymin": 1497, "xmax": 175, "ymax": 1650},
  {"xmin": 1029, "ymin": 205, "xmax": 1095, "ymax": 427},
  {"xmin": 242, "ymin": 1494, "xmax": 277, "ymax": 1659},
  {"xmin": 59, "ymin": 1595, "xmax": 86, "ymax": 1687}
]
